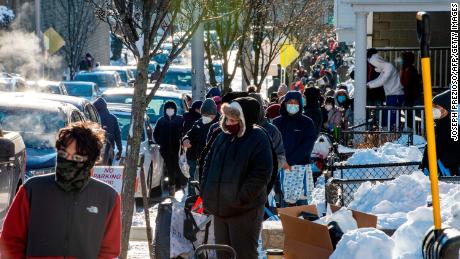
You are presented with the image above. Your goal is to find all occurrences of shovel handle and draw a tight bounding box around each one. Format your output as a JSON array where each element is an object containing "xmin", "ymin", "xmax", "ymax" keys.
[
  {"xmin": 416, "ymin": 12, "xmax": 431, "ymax": 58},
  {"xmin": 417, "ymin": 12, "xmax": 442, "ymax": 231}
]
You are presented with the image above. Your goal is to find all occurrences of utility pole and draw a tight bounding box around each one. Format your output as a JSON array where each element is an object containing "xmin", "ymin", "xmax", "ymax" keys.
[
  {"xmin": 35, "ymin": 0, "xmax": 44, "ymax": 79},
  {"xmin": 191, "ymin": 10, "xmax": 205, "ymax": 101}
]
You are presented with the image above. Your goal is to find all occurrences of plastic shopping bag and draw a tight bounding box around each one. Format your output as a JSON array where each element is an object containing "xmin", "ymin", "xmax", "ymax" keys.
[{"xmin": 280, "ymin": 165, "xmax": 314, "ymax": 204}]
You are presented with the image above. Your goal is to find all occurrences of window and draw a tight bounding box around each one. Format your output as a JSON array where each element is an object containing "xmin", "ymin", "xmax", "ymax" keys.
[
  {"xmin": 146, "ymin": 96, "xmax": 184, "ymax": 124},
  {"xmin": 65, "ymin": 84, "xmax": 93, "ymax": 97},
  {"xmin": 162, "ymin": 71, "xmax": 192, "ymax": 88},
  {"xmin": 114, "ymin": 113, "xmax": 146, "ymax": 142}
]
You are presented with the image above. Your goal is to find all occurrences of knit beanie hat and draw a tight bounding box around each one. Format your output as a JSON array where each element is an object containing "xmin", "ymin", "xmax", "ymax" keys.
[
  {"xmin": 266, "ymin": 104, "xmax": 281, "ymax": 120},
  {"xmin": 200, "ymin": 98, "xmax": 218, "ymax": 115}
]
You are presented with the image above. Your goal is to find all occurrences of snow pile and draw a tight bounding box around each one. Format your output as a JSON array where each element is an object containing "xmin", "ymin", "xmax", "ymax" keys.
[
  {"xmin": 132, "ymin": 205, "xmax": 158, "ymax": 227},
  {"xmin": 392, "ymin": 207, "xmax": 433, "ymax": 259},
  {"xmin": 349, "ymin": 171, "xmax": 460, "ymax": 229},
  {"xmin": 330, "ymin": 228, "xmax": 394, "ymax": 259},
  {"xmin": 335, "ymin": 143, "xmax": 422, "ymax": 179},
  {"xmin": 314, "ymin": 207, "xmax": 358, "ymax": 233},
  {"xmin": 0, "ymin": 6, "xmax": 14, "ymax": 28},
  {"xmin": 346, "ymin": 143, "xmax": 422, "ymax": 165},
  {"xmin": 394, "ymin": 134, "xmax": 426, "ymax": 147}
]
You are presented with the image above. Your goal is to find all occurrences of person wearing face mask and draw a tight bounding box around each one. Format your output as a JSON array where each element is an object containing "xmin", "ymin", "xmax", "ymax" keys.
[
  {"xmin": 182, "ymin": 99, "xmax": 219, "ymax": 194},
  {"xmin": 154, "ymin": 100, "xmax": 184, "ymax": 196},
  {"xmin": 334, "ymin": 89, "xmax": 353, "ymax": 128},
  {"xmin": 323, "ymin": 96, "xmax": 343, "ymax": 132},
  {"xmin": 201, "ymin": 97, "xmax": 273, "ymax": 259},
  {"xmin": 272, "ymin": 91, "xmax": 316, "ymax": 174},
  {"xmin": 421, "ymin": 90, "xmax": 460, "ymax": 176},
  {"xmin": 0, "ymin": 122, "xmax": 121, "ymax": 258},
  {"xmin": 367, "ymin": 53, "xmax": 405, "ymax": 129},
  {"xmin": 183, "ymin": 100, "xmax": 203, "ymax": 134}
]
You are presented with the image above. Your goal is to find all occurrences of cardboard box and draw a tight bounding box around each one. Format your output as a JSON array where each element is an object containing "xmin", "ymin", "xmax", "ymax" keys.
[{"xmin": 278, "ymin": 205, "xmax": 377, "ymax": 259}]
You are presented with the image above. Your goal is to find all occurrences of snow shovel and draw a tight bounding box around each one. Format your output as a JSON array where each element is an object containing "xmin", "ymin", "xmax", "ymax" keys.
[{"xmin": 419, "ymin": 12, "xmax": 460, "ymax": 259}]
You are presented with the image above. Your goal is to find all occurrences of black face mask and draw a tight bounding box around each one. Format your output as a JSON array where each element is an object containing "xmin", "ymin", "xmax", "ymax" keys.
[{"xmin": 55, "ymin": 156, "xmax": 93, "ymax": 192}]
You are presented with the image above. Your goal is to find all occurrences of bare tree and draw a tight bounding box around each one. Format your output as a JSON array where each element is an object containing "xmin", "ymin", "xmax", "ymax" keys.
[
  {"xmin": 204, "ymin": 0, "xmax": 251, "ymax": 94},
  {"xmin": 240, "ymin": 0, "xmax": 311, "ymax": 92},
  {"xmin": 54, "ymin": 0, "xmax": 99, "ymax": 79},
  {"xmin": 87, "ymin": 1, "xmax": 209, "ymax": 257}
]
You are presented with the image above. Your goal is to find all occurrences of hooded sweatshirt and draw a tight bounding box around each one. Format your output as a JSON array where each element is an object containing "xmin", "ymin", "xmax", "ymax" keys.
[
  {"xmin": 183, "ymin": 100, "xmax": 203, "ymax": 134},
  {"xmin": 367, "ymin": 54, "xmax": 404, "ymax": 96},
  {"xmin": 153, "ymin": 101, "xmax": 184, "ymax": 156},
  {"xmin": 202, "ymin": 97, "xmax": 273, "ymax": 217},
  {"xmin": 92, "ymin": 97, "xmax": 122, "ymax": 152},
  {"xmin": 272, "ymin": 91, "xmax": 317, "ymax": 165},
  {"xmin": 303, "ymin": 86, "xmax": 323, "ymax": 136}
]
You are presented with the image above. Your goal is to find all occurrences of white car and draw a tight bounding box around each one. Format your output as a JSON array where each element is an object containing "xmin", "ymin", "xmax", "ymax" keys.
[{"xmin": 107, "ymin": 104, "xmax": 164, "ymax": 198}]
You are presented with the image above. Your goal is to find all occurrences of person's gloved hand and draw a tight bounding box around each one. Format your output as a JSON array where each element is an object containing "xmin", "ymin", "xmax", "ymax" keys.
[{"xmin": 115, "ymin": 150, "xmax": 122, "ymax": 160}]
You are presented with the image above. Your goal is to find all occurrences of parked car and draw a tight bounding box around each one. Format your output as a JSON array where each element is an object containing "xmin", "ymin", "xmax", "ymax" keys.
[
  {"xmin": 74, "ymin": 71, "xmax": 123, "ymax": 93},
  {"xmin": 0, "ymin": 96, "xmax": 85, "ymax": 179},
  {"xmin": 126, "ymin": 65, "xmax": 138, "ymax": 78},
  {"xmin": 161, "ymin": 66, "xmax": 192, "ymax": 91},
  {"xmin": 1, "ymin": 92, "xmax": 100, "ymax": 124},
  {"xmin": 62, "ymin": 81, "xmax": 101, "ymax": 101},
  {"xmin": 0, "ymin": 130, "xmax": 26, "ymax": 224},
  {"xmin": 101, "ymin": 88, "xmax": 188, "ymax": 125},
  {"xmin": 26, "ymin": 80, "xmax": 68, "ymax": 95},
  {"xmin": 0, "ymin": 73, "xmax": 27, "ymax": 92},
  {"xmin": 107, "ymin": 104, "xmax": 163, "ymax": 197},
  {"xmin": 96, "ymin": 66, "xmax": 135, "ymax": 87}
]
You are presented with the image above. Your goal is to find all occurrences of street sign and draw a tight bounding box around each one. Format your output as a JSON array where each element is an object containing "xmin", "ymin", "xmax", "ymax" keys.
[
  {"xmin": 93, "ymin": 166, "xmax": 124, "ymax": 193},
  {"xmin": 44, "ymin": 27, "xmax": 65, "ymax": 55},
  {"xmin": 280, "ymin": 43, "xmax": 299, "ymax": 68}
]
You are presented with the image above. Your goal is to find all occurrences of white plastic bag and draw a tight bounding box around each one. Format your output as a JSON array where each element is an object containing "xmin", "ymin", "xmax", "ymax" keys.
[{"xmin": 179, "ymin": 149, "xmax": 190, "ymax": 179}]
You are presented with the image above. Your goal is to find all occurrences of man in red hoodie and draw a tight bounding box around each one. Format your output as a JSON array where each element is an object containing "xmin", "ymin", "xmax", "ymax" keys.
[{"xmin": 0, "ymin": 122, "xmax": 121, "ymax": 258}]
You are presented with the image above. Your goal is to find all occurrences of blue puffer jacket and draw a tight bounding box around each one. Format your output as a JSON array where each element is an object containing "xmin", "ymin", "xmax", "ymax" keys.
[
  {"xmin": 93, "ymin": 98, "xmax": 122, "ymax": 152},
  {"xmin": 273, "ymin": 91, "xmax": 317, "ymax": 165}
]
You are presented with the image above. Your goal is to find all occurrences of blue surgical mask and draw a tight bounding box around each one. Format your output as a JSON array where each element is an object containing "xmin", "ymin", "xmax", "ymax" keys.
[
  {"xmin": 286, "ymin": 104, "xmax": 299, "ymax": 115},
  {"xmin": 337, "ymin": 95, "xmax": 346, "ymax": 104}
]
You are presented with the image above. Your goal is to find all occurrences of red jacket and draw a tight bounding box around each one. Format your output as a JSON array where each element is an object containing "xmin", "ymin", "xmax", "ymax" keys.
[{"xmin": 0, "ymin": 176, "xmax": 121, "ymax": 259}]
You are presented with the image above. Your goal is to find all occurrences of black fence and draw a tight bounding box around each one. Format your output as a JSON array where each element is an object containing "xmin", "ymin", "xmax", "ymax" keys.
[{"xmin": 326, "ymin": 162, "xmax": 422, "ymax": 207}]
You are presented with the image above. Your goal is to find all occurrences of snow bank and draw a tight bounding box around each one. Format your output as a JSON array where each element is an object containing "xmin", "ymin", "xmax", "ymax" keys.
[
  {"xmin": 349, "ymin": 171, "xmax": 459, "ymax": 229},
  {"xmin": 330, "ymin": 228, "xmax": 394, "ymax": 259},
  {"xmin": 346, "ymin": 143, "xmax": 422, "ymax": 165},
  {"xmin": 334, "ymin": 143, "xmax": 422, "ymax": 179}
]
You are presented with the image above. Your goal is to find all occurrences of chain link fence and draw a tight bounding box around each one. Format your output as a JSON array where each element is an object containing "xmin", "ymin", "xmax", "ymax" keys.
[
  {"xmin": 326, "ymin": 164, "xmax": 460, "ymax": 207},
  {"xmin": 326, "ymin": 162, "xmax": 422, "ymax": 207}
]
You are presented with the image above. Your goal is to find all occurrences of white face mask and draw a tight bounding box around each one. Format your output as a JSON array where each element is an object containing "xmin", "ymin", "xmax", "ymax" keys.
[
  {"xmin": 325, "ymin": 104, "xmax": 333, "ymax": 111},
  {"xmin": 166, "ymin": 108, "xmax": 175, "ymax": 117},
  {"xmin": 202, "ymin": 116, "xmax": 213, "ymax": 124},
  {"xmin": 433, "ymin": 108, "xmax": 442, "ymax": 120}
]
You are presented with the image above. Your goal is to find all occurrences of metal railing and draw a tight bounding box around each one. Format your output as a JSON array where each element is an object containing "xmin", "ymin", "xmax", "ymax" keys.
[
  {"xmin": 365, "ymin": 106, "xmax": 426, "ymax": 136},
  {"xmin": 376, "ymin": 47, "xmax": 450, "ymax": 89}
]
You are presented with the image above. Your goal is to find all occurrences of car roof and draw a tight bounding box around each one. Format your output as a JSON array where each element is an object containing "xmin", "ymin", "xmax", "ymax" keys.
[
  {"xmin": 97, "ymin": 66, "xmax": 127, "ymax": 71},
  {"xmin": 0, "ymin": 94, "xmax": 79, "ymax": 115},
  {"xmin": 75, "ymin": 71, "xmax": 118, "ymax": 76},
  {"xmin": 0, "ymin": 92, "xmax": 89, "ymax": 110},
  {"xmin": 167, "ymin": 66, "xmax": 192, "ymax": 72},
  {"xmin": 26, "ymin": 80, "xmax": 60, "ymax": 87},
  {"xmin": 63, "ymin": 81, "xmax": 97, "ymax": 86},
  {"xmin": 102, "ymin": 88, "xmax": 184, "ymax": 99}
]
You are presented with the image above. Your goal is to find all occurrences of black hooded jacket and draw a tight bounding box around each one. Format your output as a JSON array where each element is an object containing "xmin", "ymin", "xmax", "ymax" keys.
[
  {"xmin": 153, "ymin": 101, "xmax": 184, "ymax": 156},
  {"xmin": 304, "ymin": 86, "xmax": 323, "ymax": 137},
  {"xmin": 202, "ymin": 97, "xmax": 273, "ymax": 217},
  {"xmin": 183, "ymin": 114, "xmax": 220, "ymax": 161},
  {"xmin": 422, "ymin": 90, "xmax": 460, "ymax": 175},
  {"xmin": 92, "ymin": 98, "xmax": 122, "ymax": 152}
]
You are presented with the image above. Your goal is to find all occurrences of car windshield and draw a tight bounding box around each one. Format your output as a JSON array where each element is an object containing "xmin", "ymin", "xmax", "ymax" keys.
[
  {"xmin": 65, "ymin": 84, "xmax": 92, "ymax": 97},
  {"xmin": 113, "ymin": 113, "xmax": 145, "ymax": 141},
  {"xmin": 162, "ymin": 71, "xmax": 192, "ymax": 88},
  {"xmin": 74, "ymin": 73, "xmax": 117, "ymax": 89},
  {"xmin": 213, "ymin": 65, "xmax": 223, "ymax": 77},
  {"xmin": 152, "ymin": 53, "xmax": 168, "ymax": 64},
  {"xmin": 116, "ymin": 70, "xmax": 130, "ymax": 83},
  {"xmin": 38, "ymin": 85, "xmax": 60, "ymax": 94},
  {"xmin": 0, "ymin": 108, "xmax": 66, "ymax": 147},
  {"xmin": 103, "ymin": 94, "xmax": 184, "ymax": 124}
]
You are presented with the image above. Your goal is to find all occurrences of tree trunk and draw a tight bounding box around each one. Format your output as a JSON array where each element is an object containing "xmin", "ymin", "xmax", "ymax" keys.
[{"xmin": 120, "ymin": 56, "xmax": 149, "ymax": 259}]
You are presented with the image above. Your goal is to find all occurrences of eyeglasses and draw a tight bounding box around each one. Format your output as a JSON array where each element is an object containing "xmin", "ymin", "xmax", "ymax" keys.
[{"xmin": 57, "ymin": 150, "xmax": 88, "ymax": 163}]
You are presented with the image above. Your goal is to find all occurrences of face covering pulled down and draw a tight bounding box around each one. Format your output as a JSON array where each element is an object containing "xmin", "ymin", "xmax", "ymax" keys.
[{"xmin": 55, "ymin": 156, "xmax": 93, "ymax": 192}]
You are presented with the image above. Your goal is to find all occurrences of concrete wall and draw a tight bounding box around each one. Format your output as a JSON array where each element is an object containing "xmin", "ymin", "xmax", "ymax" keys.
[
  {"xmin": 372, "ymin": 11, "xmax": 450, "ymax": 47},
  {"xmin": 40, "ymin": 0, "xmax": 109, "ymax": 66}
]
